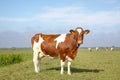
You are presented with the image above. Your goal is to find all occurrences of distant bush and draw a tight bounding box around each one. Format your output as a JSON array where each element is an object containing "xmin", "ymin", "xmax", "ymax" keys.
[{"xmin": 0, "ymin": 54, "xmax": 22, "ymax": 67}]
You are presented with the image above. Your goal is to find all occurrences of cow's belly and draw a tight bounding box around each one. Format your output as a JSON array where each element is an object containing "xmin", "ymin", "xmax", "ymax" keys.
[
  {"xmin": 41, "ymin": 42, "xmax": 59, "ymax": 57},
  {"xmin": 43, "ymin": 49, "xmax": 59, "ymax": 57}
]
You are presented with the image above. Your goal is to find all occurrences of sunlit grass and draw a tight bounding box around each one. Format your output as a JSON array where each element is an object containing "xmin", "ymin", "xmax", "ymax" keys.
[{"xmin": 0, "ymin": 48, "xmax": 120, "ymax": 80}]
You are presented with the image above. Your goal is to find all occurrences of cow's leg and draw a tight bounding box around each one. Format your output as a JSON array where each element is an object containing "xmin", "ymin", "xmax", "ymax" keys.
[
  {"xmin": 67, "ymin": 61, "xmax": 71, "ymax": 75},
  {"xmin": 66, "ymin": 56, "xmax": 72, "ymax": 75},
  {"xmin": 60, "ymin": 60, "xmax": 65, "ymax": 74},
  {"xmin": 33, "ymin": 51, "xmax": 40, "ymax": 73}
]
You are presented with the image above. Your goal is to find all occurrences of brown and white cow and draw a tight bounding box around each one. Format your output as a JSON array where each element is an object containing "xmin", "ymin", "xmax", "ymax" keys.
[{"xmin": 31, "ymin": 27, "xmax": 90, "ymax": 75}]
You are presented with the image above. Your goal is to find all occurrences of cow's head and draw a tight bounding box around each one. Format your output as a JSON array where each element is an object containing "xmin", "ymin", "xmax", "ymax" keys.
[{"xmin": 70, "ymin": 27, "xmax": 90, "ymax": 46}]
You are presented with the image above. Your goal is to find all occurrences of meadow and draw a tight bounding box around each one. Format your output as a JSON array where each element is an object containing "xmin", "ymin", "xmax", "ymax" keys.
[{"xmin": 0, "ymin": 48, "xmax": 120, "ymax": 80}]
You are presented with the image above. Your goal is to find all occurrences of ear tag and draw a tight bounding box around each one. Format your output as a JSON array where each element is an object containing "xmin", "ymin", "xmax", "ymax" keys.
[
  {"xmin": 84, "ymin": 31, "xmax": 88, "ymax": 34},
  {"xmin": 84, "ymin": 30, "xmax": 90, "ymax": 35},
  {"xmin": 72, "ymin": 32, "xmax": 74, "ymax": 34}
]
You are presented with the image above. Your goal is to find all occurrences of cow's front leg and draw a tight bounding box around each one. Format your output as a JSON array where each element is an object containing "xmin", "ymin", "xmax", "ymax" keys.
[
  {"xmin": 33, "ymin": 51, "xmax": 40, "ymax": 73},
  {"xmin": 34, "ymin": 59, "xmax": 40, "ymax": 73},
  {"xmin": 68, "ymin": 61, "xmax": 71, "ymax": 75},
  {"xmin": 60, "ymin": 60, "xmax": 65, "ymax": 74}
]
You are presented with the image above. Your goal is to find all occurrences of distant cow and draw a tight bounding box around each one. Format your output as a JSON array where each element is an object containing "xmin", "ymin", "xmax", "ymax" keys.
[
  {"xmin": 96, "ymin": 47, "xmax": 99, "ymax": 51},
  {"xmin": 111, "ymin": 47, "xmax": 114, "ymax": 51},
  {"xmin": 105, "ymin": 47, "xmax": 109, "ymax": 51},
  {"xmin": 31, "ymin": 27, "xmax": 90, "ymax": 75},
  {"xmin": 88, "ymin": 47, "xmax": 92, "ymax": 52}
]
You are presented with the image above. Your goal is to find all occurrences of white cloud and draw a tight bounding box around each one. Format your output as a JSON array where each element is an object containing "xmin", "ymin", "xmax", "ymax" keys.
[
  {"xmin": 32, "ymin": 7, "xmax": 85, "ymax": 21},
  {"xmin": 0, "ymin": 17, "xmax": 29, "ymax": 22},
  {"xmin": 0, "ymin": 6, "xmax": 120, "ymax": 27},
  {"xmin": 32, "ymin": 7, "xmax": 120, "ymax": 27},
  {"xmin": 83, "ymin": 11, "xmax": 120, "ymax": 26}
]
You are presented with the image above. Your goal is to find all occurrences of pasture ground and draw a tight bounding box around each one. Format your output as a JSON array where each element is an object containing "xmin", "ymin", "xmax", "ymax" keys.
[{"xmin": 0, "ymin": 48, "xmax": 120, "ymax": 80}]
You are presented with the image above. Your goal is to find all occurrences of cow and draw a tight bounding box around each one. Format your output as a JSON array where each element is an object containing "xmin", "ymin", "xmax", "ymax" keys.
[
  {"xmin": 96, "ymin": 47, "xmax": 99, "ymax": 51},
  {"xmin": 31, "ymin": 27, "xmax": 90, "ymax": 75},
  {"xmin": 105, "ymin": 47, "xmax": 109, "ymax": 51},
  {"xmin": 111, "ymin": 47, "xmax": 114, "ymax": 51},
  {"xmin": 88, "ymin": 47, "xmax": 92, "ymax": 52}
]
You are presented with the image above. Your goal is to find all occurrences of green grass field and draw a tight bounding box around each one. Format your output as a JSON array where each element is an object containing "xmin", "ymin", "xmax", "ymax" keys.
[{"xmin": 0, "ymin": 48, "xmax": 120, "ymax": 80}]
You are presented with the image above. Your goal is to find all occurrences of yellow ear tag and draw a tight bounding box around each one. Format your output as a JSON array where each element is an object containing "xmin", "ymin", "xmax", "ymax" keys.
[
  {"xmin": 84, "ymin": 30, "xmax": 90, "ymax": 35},
  {"xmin": 72, "ymin": 32, "xmax": 74, "ymax": 34},
  {"xmin": 84, "ymin": 31, "xmax": 88, "ymax": 34}
]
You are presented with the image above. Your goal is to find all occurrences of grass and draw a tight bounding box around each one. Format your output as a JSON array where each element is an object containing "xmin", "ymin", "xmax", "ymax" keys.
[
  {"xmin": 0, "ymin": 54, "xmax": 22, "ymax": 67},
  {"xmin": 0, "ymin": 48, "xmax": 120, "ymax": 80}
]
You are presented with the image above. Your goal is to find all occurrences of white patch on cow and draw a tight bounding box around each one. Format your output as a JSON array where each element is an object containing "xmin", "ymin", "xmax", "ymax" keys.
[
  {"xmin": 33, "ymin": 35, "xmax": 44, "ymax": 73},
  {"xmin": 77, "ymin": 29, "xmax": 82, "ymax": 34},
  {"xmin": 54, "ymin": 34, "xmax": 66, "ymax": 49},
  {"xmin": 33, "ymin": 35, "xmax": 44, "ymax": 52},
  {"xmin": 66, "ymin": 56, "xmax": 73, "ymax": 62}
]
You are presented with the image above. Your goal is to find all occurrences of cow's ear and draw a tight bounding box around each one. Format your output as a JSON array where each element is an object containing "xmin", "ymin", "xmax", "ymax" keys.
[
  {"xmin": 84, "ymin": 30, "xmax": 90, "ymax": 35},
  {"xmin": 70, "ymin": 30, "xmax": 75, "ymax": 34}
]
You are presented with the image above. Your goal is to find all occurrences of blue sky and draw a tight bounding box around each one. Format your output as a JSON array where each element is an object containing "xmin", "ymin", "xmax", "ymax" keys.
[{"xmin": 0, "ymin": 0, "xmax": 120, "ymax": 48}]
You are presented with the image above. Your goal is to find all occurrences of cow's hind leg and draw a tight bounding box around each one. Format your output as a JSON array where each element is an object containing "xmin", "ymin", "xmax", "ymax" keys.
[{"xmin": 33, "ymin": 51, "xmax": 40, "ymax": 73}]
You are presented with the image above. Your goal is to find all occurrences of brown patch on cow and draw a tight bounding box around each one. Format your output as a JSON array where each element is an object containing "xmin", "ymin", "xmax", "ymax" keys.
[{"xmin": 40, "ymin": 34, "xmax": 60, "ymax": 57}]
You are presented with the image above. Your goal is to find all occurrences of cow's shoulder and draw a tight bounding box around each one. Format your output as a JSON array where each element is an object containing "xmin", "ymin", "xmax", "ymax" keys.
[
  {"xmin": 31, "ymin": 33, "xmax": 42, "ymax": 47},
  {"xmin": 32, "ymin": 33, "xmax": 42, "ymax": 43}
]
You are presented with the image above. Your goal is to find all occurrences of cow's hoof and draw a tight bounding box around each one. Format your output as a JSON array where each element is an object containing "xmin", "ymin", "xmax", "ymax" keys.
[
  {"xmin": 60, "ymin": 72, "xmax": 64, "ymax": 75},
  {"xmin": 35, "ymin": 70, "xmax": 40, "ymax": 73},
  {"xmin": 68, "ymin": 72, "xmax": 71, "ymax": 75}
]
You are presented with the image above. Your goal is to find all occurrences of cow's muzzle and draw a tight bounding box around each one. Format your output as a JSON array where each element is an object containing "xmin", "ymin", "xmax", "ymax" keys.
[{"xmin": 78, "ymin": 41, "xmax": 83, "ymax": 44}]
